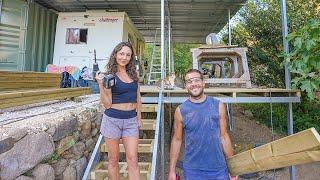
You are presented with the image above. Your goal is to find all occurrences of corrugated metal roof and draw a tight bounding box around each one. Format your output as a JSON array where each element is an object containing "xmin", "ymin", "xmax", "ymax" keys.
[{"xmin": 34, "ymin": 0, "xmax": 247, "ymax": 43}]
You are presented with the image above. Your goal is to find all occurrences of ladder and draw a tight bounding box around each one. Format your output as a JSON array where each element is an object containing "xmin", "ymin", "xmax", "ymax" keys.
[{"xmin": 147, "ymin": 29, "xmax": 163, "ymax": 85}]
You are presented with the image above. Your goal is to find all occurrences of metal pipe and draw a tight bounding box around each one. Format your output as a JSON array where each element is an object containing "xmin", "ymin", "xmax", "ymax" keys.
[
  {"xmin": 280, "ymin": 0, "xmax": 295, "ymax": 179},
  {"xmin": 161, "ymin": 103, "xmax": 165, "ymax": 180},
  {"xmin": 0, "ymin": 0, "xmax": 3, "ymax": 22},
  {"xmin": 168, "ymin": 20, "xmax": 171, "ymax": 73},
  {"xmin": 228, "ymin": 8, "xmax": 231, "ymax": 46},
  {"xmin": 141, "ymin": 96, "xmax": 301, "ymax": 104},
  {"xmin": 161, "ymin": 0, "xmax": 165, "ymax": 80}
]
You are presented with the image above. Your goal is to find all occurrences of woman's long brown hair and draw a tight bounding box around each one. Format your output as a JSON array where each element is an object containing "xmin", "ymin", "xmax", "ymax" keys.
[{"xmin": 105, "ymin": 41, "xmax": 138, "ymax": 81}]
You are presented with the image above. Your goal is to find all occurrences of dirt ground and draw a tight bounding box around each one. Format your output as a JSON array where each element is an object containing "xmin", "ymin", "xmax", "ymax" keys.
[{"xmin": 163, "ymin": 104, "xmax": 320, "ymax": 180}]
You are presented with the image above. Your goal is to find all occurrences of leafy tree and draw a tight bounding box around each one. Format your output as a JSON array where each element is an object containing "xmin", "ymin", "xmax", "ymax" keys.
[
  {"xmin": 173, "ymin": 43, "xmax": 198, "ymax": 78},
  {"xmin": 222, "ymin": 0, "xmax": 319, "ymax": 87},
  {"xmin": 285, "ymin": 19, "xmax": 320, "ymax": 99}
]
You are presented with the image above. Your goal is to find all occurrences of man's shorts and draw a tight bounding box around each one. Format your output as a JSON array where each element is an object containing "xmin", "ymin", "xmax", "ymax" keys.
[
  {"xmin": 100, "ymin": 114, "xmax": 139, "ymax": 139},
  {"xmin": 183, "ymin": 167, "xmax": 230, "ymax": 180}
]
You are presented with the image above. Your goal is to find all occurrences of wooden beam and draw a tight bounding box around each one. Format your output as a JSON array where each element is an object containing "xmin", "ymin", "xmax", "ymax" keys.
[
  {"xmin": 0, "ymin": 71, "xmax": 61, "ymax": 90},
  {"xmin": 140, "ymin": 119, "xmax": 156, "ymax": 130},
  {"xmin": 90, "ymin": 162, "xmax": 151, "ymax": 180},
  {"xmin": 0, "ymin": 88, "xmax": 91, "ymax": 109},
  {"xmin": 227, "ymin": 128, "xmax": 320, "ymax": 176},
  {"xmin": 141, "ymin": 104, "xmax": 157, "ymax": 112},
  {"xmin": 100, "ymin": 139, "xmax": 154, "ymax": 153}
]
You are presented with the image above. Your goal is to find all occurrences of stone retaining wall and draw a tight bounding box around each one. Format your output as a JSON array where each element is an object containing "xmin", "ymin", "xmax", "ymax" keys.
[{"xmin": 0, "ymin": 97, "xmax": 102, "ymax": 180}]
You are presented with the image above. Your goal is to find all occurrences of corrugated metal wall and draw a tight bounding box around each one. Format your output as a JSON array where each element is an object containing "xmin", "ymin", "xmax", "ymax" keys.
[
  {"xmin": 25, "ymin": 2, "xmax": 57, "ymax": 72},
  {"xmin": 0, "ymin": 0, "xmax": 57, "ymax": 72}
]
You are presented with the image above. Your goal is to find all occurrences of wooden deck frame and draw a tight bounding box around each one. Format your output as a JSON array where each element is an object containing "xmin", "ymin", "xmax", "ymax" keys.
[{"xmin": 140, "ymin": 86, "xmax": 301, "ymax": 98}]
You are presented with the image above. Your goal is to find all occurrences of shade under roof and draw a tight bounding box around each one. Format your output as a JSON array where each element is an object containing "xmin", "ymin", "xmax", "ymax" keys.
[{"xmin": 34, "ymin": 0, "xmax": 247, "ymax": 43}]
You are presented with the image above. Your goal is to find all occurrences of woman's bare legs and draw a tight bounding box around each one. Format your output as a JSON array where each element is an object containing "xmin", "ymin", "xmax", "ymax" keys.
[
  {"xmin": 123, "ymin": 136, "xmax": 140, "ymax": 180},
  {"xmin": 105, "ymin": 138, "xmax": 120, "ymax": 180}
]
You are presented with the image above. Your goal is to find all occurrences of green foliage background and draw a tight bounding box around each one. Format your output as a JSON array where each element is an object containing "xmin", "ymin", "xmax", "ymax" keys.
[{"xmin": 222, "ymin": 0, "xmax": 320, "ymax": 133}]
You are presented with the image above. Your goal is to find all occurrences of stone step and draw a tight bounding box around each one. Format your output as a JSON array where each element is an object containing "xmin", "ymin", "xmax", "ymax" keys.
[
  {"xmin": 100, "ymin": 139, "xmax": 154, "ymax": 153},
  {"xmin": 90, "ymin": 162, "xmax": 151, "ymax": 180}
]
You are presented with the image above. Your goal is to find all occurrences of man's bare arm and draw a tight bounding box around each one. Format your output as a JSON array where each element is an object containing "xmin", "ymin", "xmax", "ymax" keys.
[
  {"xmin": 219, "ymin": 102, "xmax": 234, "ymax": 158},
  {"xmin": 168, "ymin": 107, "xmax": 183, "ymax": 177}
]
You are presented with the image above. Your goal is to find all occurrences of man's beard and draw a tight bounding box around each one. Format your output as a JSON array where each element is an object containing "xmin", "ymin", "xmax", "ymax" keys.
[{"xmin": 188, "ymin": 88, "xmax": 204, "ymax": 99}]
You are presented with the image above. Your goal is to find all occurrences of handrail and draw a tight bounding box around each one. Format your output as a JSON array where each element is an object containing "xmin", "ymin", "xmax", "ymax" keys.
[
  {"xmin": 82, "ymin": 134, "xmax": 103, "ymax": 180},
  {"xmin": 150, "ymin": 82, "xmax": 164, "ymax": 179}
]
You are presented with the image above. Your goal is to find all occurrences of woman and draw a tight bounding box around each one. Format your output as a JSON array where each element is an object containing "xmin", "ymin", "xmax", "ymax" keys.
[{"xmin": 96, "ymin": 42, "xmax": 142, "ymax": 180}]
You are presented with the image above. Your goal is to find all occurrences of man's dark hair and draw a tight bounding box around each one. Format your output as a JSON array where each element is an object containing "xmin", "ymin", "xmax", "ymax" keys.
[{"xmin": 185, "ymin": 69, "xmax": 203, "ymax": 80}]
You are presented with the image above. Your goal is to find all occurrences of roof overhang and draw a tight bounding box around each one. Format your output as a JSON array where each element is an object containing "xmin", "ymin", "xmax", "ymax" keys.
[{"xmin": 34, "ymin": 0, "xmax": 247, "ymax": 43}]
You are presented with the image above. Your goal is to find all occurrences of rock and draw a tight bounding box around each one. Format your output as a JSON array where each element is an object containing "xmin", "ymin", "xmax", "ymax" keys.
[
  {"xmin": 91, "ymin": 122, "xmax": 96, "ymax": 129},
  {"xmin": 73, "ymin": 131, "xmax": 80, "ymax": 142},
  {"xmin": 80, "ymin": 121, "xmax": 91, "ymax": 137},
  {"xmin": 0, "ymin": 132, "xmax": 54, "ymax": 180},
  {"xmin": 56, "ymin": 136, "xmax": 75, "ymax": 155},
  {"xmin": 51, "ymin": 158, "xmax": 68, "ymax": 176},
  {"xmin": 8, "ymin": 127, "xmax": 28, "ymax": 142},
  {"xmin": 46, "ymin": 127, "xmax": 56, "ymax": 137},
  {"xmin": 61, "ymin": 150, "xmax": 75, "ymax": 159},
  {"xmin": 85, "ymin": 138, "xmax": 94, "ymax": 149},
  {"xmin": 52, "ymin": 116, "xmax": 77, "ymax": 141},
  {"xmin": 75, "ymin": 157, "xmax": 87, "ymax": 180},
  {"xmin": 32, "ymin": 164, "xmax": 54, "ymax": 180},
  {"xmin": 63, "ymin": 165, "xmax": 76, "ymax": 180},
  {"xmin": 71, "ymin": 142, "xmax": 85, "ymax": 157},
  {"xmin": 15, "ymin": 175, "xmax": 34, "ymax": 180},
  {"xmin": 0, "ymin": 137, "xmax": 14, "ymax": 154},
  {"xmin": 91, "ymin": 128, "xmax": 98, "ymax": 137}
]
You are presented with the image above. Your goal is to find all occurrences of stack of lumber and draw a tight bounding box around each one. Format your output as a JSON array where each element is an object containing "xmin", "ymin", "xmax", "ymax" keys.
[
  {"xmin": 0, "ymin": 88, "xmax": 91, "ymax": 109},
  {"xmin": 227, "ymin": 128, "xmax": 320, "ymax": 176},
  {"xmin": 0, "ymin": 71, "xmax": 92, "ymax": 109},
  {"xmin": 0, "ymin": 71, "xmax": 60, "ymax": 90}
]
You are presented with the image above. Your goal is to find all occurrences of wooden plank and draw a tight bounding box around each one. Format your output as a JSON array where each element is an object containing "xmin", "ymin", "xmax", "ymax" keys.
[
  {"xmin": 0, "ymin": 88, "xmax": 91, "ymax": 109},
  {"xmin": 90, "ymin": 162, "xmax": 151, "ymax": 180},
  {"xmin": 0, "ymin": 71, "xmax": 60, "ymax": 77},
  {"xmin": 140, "ymin": 85, "xmax": 300, "ymax": 94},
  {"xmin": 100, "ymin": 139, "xmax": 154, "ymax": 153},
  {"xmin": 0, "ymin": 88, "xmax": 90, "ymax": 100},
  {"xmin": 227, "ymin": 128, "xmax": 320, "ymax": 176},
  {"xmin": 0, "ymin": 71, "xmax": 61, "ymax": 89},
  {"xmin": 141, "ymin": 104, "xmax": 157, "ymax": 112},
  {"xmin": 140, "ymin": 119, "xmax": 156, "ymax": 130},
  {"xmin": 2, "ymin": 90, "xmax": 89, "ymax": 104}
]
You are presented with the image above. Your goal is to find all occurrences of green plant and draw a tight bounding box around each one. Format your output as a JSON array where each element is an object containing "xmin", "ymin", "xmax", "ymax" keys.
[{"xmin": 284, "ymin": 19, "xmax": 320, "ymax": 99}]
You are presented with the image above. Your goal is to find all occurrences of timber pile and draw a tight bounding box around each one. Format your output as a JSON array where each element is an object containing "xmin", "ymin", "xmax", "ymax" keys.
[
  {"xmin": 0, "ymin": 88, "xmax": 91, "ymax": 109},
  {"xmin": 227, "ymin": 128, "xmax": 320, "ymax": 176},
  {"xmin": 90, "ymin": 104, "xmax": 158, "ymax": 179},
  {"xmin": 0, "ymin": 71, "xmax": 92, "ymax": 109},
  {"xmin": 0, "ymin": 71, "xmax": 60, "ymax": 90}
]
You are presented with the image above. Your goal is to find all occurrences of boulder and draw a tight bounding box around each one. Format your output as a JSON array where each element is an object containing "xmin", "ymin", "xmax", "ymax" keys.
[{"xmin": 0, "ymin": 133, "xmax": 54, "ymax": 180}]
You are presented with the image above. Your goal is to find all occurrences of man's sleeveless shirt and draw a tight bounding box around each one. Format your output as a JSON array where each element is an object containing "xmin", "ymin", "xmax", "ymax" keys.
[{"xmin": 179, "ymin": 96, "xmax": 227, "ymax": 171}]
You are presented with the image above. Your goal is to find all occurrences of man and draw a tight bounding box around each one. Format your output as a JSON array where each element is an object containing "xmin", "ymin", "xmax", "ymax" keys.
[{"xmin": 168, "ymin": 69, "xmax": 236, "ymax": 180}]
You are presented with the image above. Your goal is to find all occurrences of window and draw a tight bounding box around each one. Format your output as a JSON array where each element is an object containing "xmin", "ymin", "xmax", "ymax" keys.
[{"xmin": 66, "ymin": 28, "xmax": 88, "ymax": 44}]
